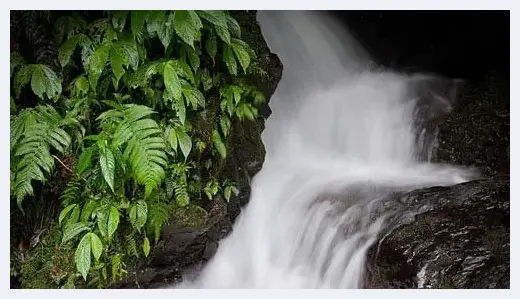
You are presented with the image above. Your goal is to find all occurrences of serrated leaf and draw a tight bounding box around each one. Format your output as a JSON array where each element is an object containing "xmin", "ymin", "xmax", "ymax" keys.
[
  {"xmin": 212, "ymin": 129, "xmax": 227, "ymax": 159},
  {"xmin": 14, "ymin": 65, "xmax": 35, "ymax": 98},
  {"xmin": 143, "ymin": 237, "xmax": 150, "ymax": 257},
  {"xmin": 196, "ymin": 10, "xmax": 227, "ymax": 27},
  {"xmin": 59, "ymin": 204, "xmax": 78, "ymax": 225},
  {"xmin": 231, "ymin": 38, "xmax": 251, "ymax": 73},
  {"xmin": 176, "ymin": 129, "xmax": 192, "ymax": 161},
  {"xmin": 58, "ymin": 36, "xmax": 79, "ymax": 68},
  {"xmin": 62, "ymin": 222, "xmax": 90, "ymax": 244},
  {"xmin": 184, "ymin": 46, "xmax": 200, "ymax": 71},
  {"xmin": 168, "ymin": 126, "xmax": 178, "ymax": 151},
  {"xmin": 174, "ymin": 96, "xmax": 186, "ymax": 125},
  {"xmin": 182, "ymin": 87, "xmax": 204, "ymax": 110},
  {"xmin": 31, "ymin": 64, "xmax": 62, "ymax": 100},
  {"xmin": 112, "ymin": 11, "xmax": 128, "ymax": 32},
  {"xmin": 215, "ymin": 25, "xmax": 231, "ymax": 44},
  {"xmin": 136, "ymin": 200, "xmax": 148, "ymax": 228},
  {"xmin": 220, "ymin": 116, "xmax": 231, "ymax": 137},
  {"xmin": 174, "ymin": 11, "xmax": 197, "ymax": 48},
  {"xmin": 163, "ymin": 60, "xmax": 182, "ymax": 100},
  {"xmin": 88, "ymin": 44, "xmax": 110, "ymax": 91},
  {"xmin": 99, "ymin": 146, "xmax": 115, "ymax": 192},
  {"xmin": 222, "ymin": 44, "xmax": 237, "ymax": 75},
  {"xmin": 107, "ymin": 206, "xmax": 120, "ymax": 240},
  {"xmin": 110, "ymin": 44, "xmax": 129, "ymax": 86},
  {"xmin": 131, "ymin": 11, "xmax": 147, "ymax": 36},
  {"xmin": 205, "ymin": 33, "xmax": 217, "ymax": 64},
  {"xmin": 72, "ymin": 75, "xmax": 90, "ymax": 97},
  {"xmin": 226, "ymin": 15, "xmax": 241, "ymax": 38},
  {"xmin": 158, "ymin": 12, "xmax": 174, "ymax": 50},
  {"xmin": 90, "ymin": 233, "xmax": 103, "ymax": 261},
  {"xmin": 75, "ymin": 233, "xmax": 92, "ymax": 280}
]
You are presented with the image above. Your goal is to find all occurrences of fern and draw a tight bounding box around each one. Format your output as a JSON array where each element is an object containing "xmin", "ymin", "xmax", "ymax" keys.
[
  {"xmin": 60, "ymin": 176, "xmax": 82, "ymax": 206},
  {"xmin": 114, "ymin": 105, "xmax": 168, "ymax": 196},
  {"xmin": 11, "ymin": 106, "xmax": 73, "ymax": 208},
  {"xmin": 145, "ymin": 191, "xmax": 171, "ymax": 244},
  {"xmin": 123, "ymin": 234, "xmax": 138, "ymax": 257}
]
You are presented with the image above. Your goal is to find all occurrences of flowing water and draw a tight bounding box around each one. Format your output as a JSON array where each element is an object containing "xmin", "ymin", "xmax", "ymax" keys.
[{"xmin": 177, "ymin": 11, "xmax": 477, "ymax": 288}]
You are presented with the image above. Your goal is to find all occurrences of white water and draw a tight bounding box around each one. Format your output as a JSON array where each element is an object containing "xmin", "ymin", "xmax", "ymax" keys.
[{"xmin": 177, "ymin": 11, "xmax": 476, "ymax": 288}]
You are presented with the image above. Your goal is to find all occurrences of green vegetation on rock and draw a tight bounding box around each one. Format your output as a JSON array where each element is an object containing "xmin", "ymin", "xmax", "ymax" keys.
[{"xmin": 10, "ymin": 10, "xmax": 268, "ymax": 288}]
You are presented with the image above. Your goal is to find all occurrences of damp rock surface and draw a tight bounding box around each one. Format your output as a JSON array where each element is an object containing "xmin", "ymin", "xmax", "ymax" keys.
[{"xmin": 365, "ymin": 177, "xmax": 510, "ymax": 289}]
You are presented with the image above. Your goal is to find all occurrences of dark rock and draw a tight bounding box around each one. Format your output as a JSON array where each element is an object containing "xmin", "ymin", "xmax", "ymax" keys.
[
  {"xmin": 365, "ymin": 177, "xmax": 510, "ymax": 288},
  {"xmin": 434, "ymin": 73, "xmax": 509, "ymax": 177}
]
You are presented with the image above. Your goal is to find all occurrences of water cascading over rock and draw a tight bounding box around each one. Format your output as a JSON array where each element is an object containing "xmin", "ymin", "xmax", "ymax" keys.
[{"xmin": 176, "ymin": 10, "xmax": 478, "ymax": 289}]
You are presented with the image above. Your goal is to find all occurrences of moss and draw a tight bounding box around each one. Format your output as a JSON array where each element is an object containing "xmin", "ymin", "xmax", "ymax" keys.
[
  {"xmin": 19, "ymin": 223, "xmax": 77, "ymax": 289},
  {"xmin": 169, "ymin": 205, "xmax": 209, "ymax": 229}
]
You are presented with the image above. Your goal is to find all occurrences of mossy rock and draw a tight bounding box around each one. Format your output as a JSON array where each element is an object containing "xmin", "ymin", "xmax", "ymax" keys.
[
  {"xmin": 169, "ymin": 205, "xmax": 210, "ymax": 229},
  {"xmin": 18, "ymin": 224, "xmax": 78, "ymax": 289}
]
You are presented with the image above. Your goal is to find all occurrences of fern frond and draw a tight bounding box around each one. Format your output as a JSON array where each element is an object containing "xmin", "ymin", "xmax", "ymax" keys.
[
  {"xmin": 145, "ymin": 191, "xmax": 170, "ymax": 244},
  {"xmin": 60, "ymin": 176, "xmax": 82, "ymax": 206},
  {"xmin": 11, "ymin": 106, "xmax": 73, "ymax": 207},
  {"xmin": 124, "ymin": 234, "xmax": 138, "ymax": 257},
  {"xmin": 113, "ymin": 105, "xmax": 167, "ymax": 197}
]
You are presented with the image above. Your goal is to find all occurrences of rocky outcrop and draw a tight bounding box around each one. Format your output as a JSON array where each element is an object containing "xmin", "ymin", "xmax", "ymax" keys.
[{"xmin": 365, "ymin": 177, "xmax": 509, "ymax": 288}]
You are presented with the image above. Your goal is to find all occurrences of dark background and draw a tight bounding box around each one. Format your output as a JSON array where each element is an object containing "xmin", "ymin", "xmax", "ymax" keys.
[{"xmin": 331, "ymin": 11, "xmax": 509, "ymax": 82}]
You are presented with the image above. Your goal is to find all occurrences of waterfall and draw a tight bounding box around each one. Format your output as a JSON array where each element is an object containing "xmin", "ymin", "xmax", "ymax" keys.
[{"xmin": 176, "ymin": 10, "xmax": 476, "ymax": 289}]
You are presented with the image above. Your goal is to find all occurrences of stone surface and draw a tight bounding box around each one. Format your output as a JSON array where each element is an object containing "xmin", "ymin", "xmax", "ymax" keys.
[{"xmin": 365, "ymin": 177, "xmax": 510, "ymax": 288}]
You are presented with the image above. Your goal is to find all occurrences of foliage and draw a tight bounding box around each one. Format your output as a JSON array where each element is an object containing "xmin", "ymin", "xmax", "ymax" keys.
[{"xmin": 10, "ymin": 10, "xmax": 265, "ymax": 288}]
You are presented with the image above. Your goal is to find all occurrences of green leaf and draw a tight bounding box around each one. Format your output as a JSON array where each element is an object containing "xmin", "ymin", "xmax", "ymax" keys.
[
  {"xmin": 90, "ymin": 233, "xmax": 103, "ymax": 261},
  {"xmin": 231, "ymin": 38, "xmax": 251, "ymax": 73},
  {"xmin": 222, "ymin": 44, "xmax": 237, "ymax": 75},
  {"xmin": 136, "ymin": 200, "xmax": 148, "ymax": 228},
  {"xmin": 59, "ymin": 204, "xmax": 78, "ymax": 225},
  {"xmin": 96, "ymin": 208, "xmax": 109, "ymax": 239},
  {"xmin": 176, "ymin": 129, "xmax": 192, "ymax": 161},
  {"xmin": 14, "ymin": 64, "xmax": 35, "ymax": 98},
  {"xmin": 224, "ymin": 186, "xmax": 232, "ymax": 202},
  {"xmin": 220, "ymin": 115, "xmax": 231, "ymax": 137},
  {"xmin": 196, "ymin": 10, "xmax": 227, "ymax": 27},
  {"xmin": 215, "ymin": 25, "xmax": 231, "ymax": 44},
  {"xmin": 77, "ymin": 147, "xmax": 94, "ymax": 175},
  {"xmin": 88, "ymin": 44, "xmax": 110, "ymax": 91},
  {"xmin": 174, "ymin": 11, "xmax": 198, "ymax": 48},
  {"xmin": 10, "ymin": 51, "xmax": 26, "ymax": 77},
  {"xmin": 226, "ymin": 14, "xmax": 241, "ymax": 38},
  {"xmin": 129, "ymin": 205, "xmax": 137, "ymax": 227},
  {"xmin": 112, "ymin": 11, "xmax": 128, "ymax": 32},
  {"xmin": 81, "ymin": 199, "xmax": 97, "ymax": 222},
  {"xmin": 231, "ymin": 186, "xmax": 239, "ymax": 196},
  {"xmin": 168, "ymin": 126, "xmax": 178, "ymax": 151},
  {"xmin": 99, "ymin": 145, "xmax": 115, "ymax": 192},
  {"xmin": 163, "ymin": 60, "xmax": 182, "ymax": 100},
  {"xmin": 110, "ymin": 44, "xmax": 129, "ymax": 86},
  {"xmin": 157, "ymin": 12, "xmax": 174, "ymax": 50},
  {"xmin": 72, "ymin": 75, "xmax": 90, "ymax": 97},
  {"xmin": 212, "ymin": 129, "xmax": 227, "ymax": 159},
  {"xmin": 205, "ymin": 33, "xmax": 217, "ymax": 64},
  {"xmin": 174, "ymin": 97, "xmax": 186, "ymax": 125},
  {"xmin": 65, "ymin": 205, "xmax": 81, "ymax": 228},
  {"xmin": 75, "ymin": 233, "xmax": 92, "ymax": 280},
  {"xmin": 131, "ymin": 11, "xmax": 147, "ymax": 36},
  {"xmin": 201, "ymin": 69, "xmax": 213, "ymax": 91},
  {"xmin": 62, "ymin": 222, "xmax": 90, "ymax": 244},
  {"xmin": 185, "ymin": 46, "xmax": 200, "ymax": 71},
  {"xmin": 143, "ymin": 237, "xmax": 150, "ymax": 257},
  {"xmin": 182, "ymin": 87, "xmax": 205, "ymax": 110},
  {"xmin": 107, "ymin": 206, "xmax": 120, "ymax": 240},
  {"xmin": 31, "ymin": 64, "xmax": 62, "ymax": 100},
  {"xmin": 58, "ymin": 36, "xmax": 79, "ymax": 68}
]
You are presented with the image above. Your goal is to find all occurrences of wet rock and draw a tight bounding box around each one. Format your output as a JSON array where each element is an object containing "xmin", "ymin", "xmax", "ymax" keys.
[
  {"xmin": 365, "ymin": 177, "xmax": 510, "ymax": 288},
  {"xmin": 434, "ymin": 73, "xmax": 509, "ymax": 177}
]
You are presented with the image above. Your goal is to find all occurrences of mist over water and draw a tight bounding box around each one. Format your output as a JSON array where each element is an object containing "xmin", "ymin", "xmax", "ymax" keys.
[{"xmin": 177, "ymin": 11, "xmax": 477, "ymax": 288}]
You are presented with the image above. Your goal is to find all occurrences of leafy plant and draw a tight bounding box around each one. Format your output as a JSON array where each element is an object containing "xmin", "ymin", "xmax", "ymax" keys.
[{"xmin": 11, "ymin": 10, "xmax": 266, "ymax": 288}]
